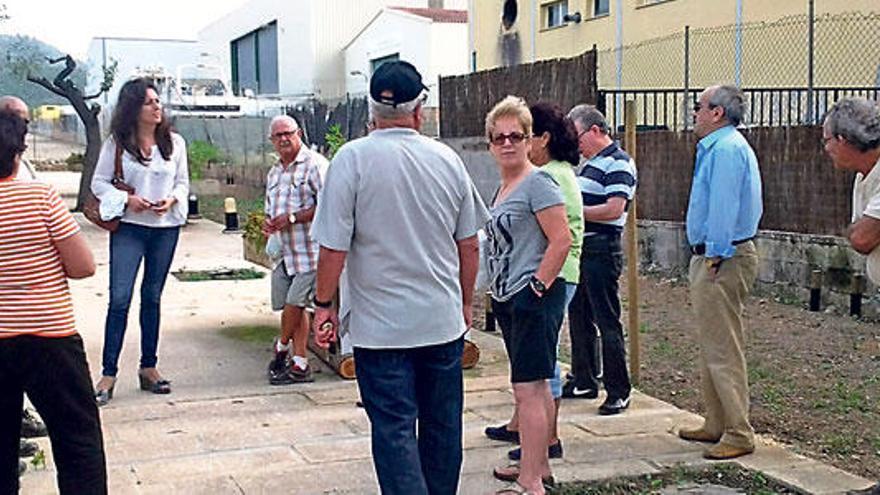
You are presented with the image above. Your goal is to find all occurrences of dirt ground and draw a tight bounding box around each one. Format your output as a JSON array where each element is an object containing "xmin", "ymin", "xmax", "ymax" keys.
[{"xmin": 474, "ymin": 272, "xmax": 880, "ymax": 480}]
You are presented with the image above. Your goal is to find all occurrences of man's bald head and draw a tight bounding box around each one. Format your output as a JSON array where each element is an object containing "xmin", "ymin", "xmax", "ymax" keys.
[{"xmin": 0, "ymin": 96, "xmax": 29, "ymax": 120}]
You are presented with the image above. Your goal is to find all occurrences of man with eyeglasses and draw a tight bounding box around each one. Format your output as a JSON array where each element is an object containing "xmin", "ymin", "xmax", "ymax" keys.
[
  {"xmin": 822, "ymin": 98, "xmax": 880, "ymax": 495},
  {"xmin": 0, "ymin": 96, "xmax": 37, "ymax": 181},
  {"xmin": 0, "ymin": 95, "xmax": 49, "ymax": 479},
  {"xmin": 679, "ymin": 85, "xmax": 762, "ymax": 461},
  {"xmin": 564, "ymin": 104, "xmax": 636, "ymax": 416},
  {"xmin": 310, "ymin": 61, "xmax": 488, "ymax": 494},
  {"xmin": 261, "ymin": 114, "xmax": 327, "ymax": 385}
]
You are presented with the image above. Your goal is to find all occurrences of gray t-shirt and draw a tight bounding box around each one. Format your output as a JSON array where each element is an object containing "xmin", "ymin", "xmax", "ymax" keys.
[
  {"xmin": 485, "ymin": 168, "xmax": 564, "ymax": 302},
  {"xmin": 311, "ymin": 128, "xmax": 490, "ymax": 349}
]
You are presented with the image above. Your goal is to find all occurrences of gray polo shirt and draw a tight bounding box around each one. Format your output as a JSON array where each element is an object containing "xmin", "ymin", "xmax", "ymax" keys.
[{"xmin": 311, "ymin": 128, "xmax": 490, "ymax": 349}]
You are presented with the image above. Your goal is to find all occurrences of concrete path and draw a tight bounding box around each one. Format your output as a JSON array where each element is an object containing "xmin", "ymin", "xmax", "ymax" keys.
[{"xmin": 17, "ymin": 211, "xmax": 874, "ymax": 494}]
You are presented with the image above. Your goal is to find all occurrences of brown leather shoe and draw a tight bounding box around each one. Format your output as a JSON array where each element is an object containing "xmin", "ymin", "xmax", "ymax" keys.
[
  {"xmin": 703, "ymin": 442, "xmax": 754, "ymax": 460},
  {"xmin": 678, "ymin": 427, "xmax": 721, "ymax": 443}
]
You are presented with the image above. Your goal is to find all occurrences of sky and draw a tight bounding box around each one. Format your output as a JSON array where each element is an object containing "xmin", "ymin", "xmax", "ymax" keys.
[{"xmin": 0, "ymin": 0, "xmax": 249, "ymax": 58}]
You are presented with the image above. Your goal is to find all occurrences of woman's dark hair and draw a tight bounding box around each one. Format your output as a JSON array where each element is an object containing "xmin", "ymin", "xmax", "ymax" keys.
[
  {"xmin": 0, "ymin": 112, "xmax": 28, "ymax": 179},
  {"xmin": 530, "ymin": 101, "xmax": 580, "ymax": 166},
  {"xmin": 111, "ymin": 78, "xmax": 173, "ymax": 164}
]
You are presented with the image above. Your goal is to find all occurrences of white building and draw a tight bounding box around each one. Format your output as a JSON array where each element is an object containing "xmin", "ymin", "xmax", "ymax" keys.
[
  {"xmin": 197, "ymin": 0, "xmax": 466, "ymax": 100},
  {"xmin": 85, "ymin": 37, "xmax": 201, "ymax": 109},
  {"xmin": 344, "ymin": 7, "xmax": 469, "ymax": 107}
]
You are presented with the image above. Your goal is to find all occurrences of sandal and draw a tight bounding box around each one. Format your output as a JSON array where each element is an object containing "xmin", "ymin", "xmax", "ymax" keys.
[
  {"xmin": 494, "ymin": 481, "xmax": 538, "ymax": 495},
  {"xmin": 94, "ymin": 376, "xmax": 116, "ymax": 406},
  {"xmin": 493, "ymin": 465, "xmax": 556, "ymax": 490},
  {"xmin": 138, "ymin": 369, "xmax": 171, "ymax": 394}
]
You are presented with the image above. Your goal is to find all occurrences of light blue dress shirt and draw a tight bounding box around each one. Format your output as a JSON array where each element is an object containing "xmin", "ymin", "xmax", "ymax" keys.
[{"xmin": 686, "ymin": 125, "xmax": 763, "ymax": 259}]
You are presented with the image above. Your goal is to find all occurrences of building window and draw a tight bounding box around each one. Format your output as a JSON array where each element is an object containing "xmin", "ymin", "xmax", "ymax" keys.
[
  {"xmin": 370, "ymin": 53, "xmax": 400, "ymax": 74},
  {"xmin": 594, "ymin": 0, "xmax": 609, "ymax": 16},
  {"xmin": 543, "ymin": 1, "xmax": 568, "ymax": 29},
  {"xmin": 502, "ymin": 0, "xmax": 518, "ymax": 30},
  {"xmin": 230, "ymin": 20, "xmax": 279, "ymax": 96}
]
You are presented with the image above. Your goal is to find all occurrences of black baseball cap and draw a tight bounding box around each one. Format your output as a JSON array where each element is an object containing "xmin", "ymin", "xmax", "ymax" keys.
[{"xmin": 369, "ymin": 61, "xmax": 428, "ymax": 107}]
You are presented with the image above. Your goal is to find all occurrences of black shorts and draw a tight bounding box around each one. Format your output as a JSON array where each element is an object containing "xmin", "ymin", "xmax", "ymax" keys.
[{"xmin": 492, "ymin": 280, "xmax": 566, "ymax": 383}]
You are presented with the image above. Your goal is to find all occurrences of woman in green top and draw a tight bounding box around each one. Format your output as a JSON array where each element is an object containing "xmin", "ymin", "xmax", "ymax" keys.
[{"xmin": 488, "ymin": 101, "xmax": 585, "ymax": 482}]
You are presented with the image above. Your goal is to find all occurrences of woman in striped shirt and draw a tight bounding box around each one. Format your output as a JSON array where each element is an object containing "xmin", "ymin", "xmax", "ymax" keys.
[
  {"xmin": 91, "ymin": 78, "xmax": 189, "ymax": 405},
  {"xmin": 0, "ymin": 112, "xmax": 107, "ymax": 493}
]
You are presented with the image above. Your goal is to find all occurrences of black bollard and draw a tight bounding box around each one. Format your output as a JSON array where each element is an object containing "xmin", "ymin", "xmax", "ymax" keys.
[
  {"xmin": 483, "ymin": 291, "xmax": 495, "ymax": 332},
  {"xmin": 187, "ymin": 194, "xmax": 201, "ymax": 220},
  {"xmin": 809, "ymin": 269, "xmax": 822, "ymax": 312},
  {"xmin": 850, "ymin": 273, "xmax": 865, "ymax": 317},
  {"xmin": 222, "ymin": 197, "xmax": 241, "ymax": 233}
]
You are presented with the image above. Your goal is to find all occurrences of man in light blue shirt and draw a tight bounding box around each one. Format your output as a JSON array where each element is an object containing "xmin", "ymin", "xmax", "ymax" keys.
[{"xmin": 679, "ymin": 85, "xmax": 762, "ymax": 461}]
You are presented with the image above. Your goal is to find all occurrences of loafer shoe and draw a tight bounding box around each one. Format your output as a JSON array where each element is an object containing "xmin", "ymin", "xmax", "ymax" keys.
[
  {"xmin": 560, "ymin": 380, "xmax": 598, "ymax": 399},
  {"xmin": 678, "ymin": 427, "xmax": 721, "ymax": 443},
  {"xmin": 598, "ymin": 395, "xmax": 631, "ymax": 415},
  {"xmin": 492, "ymin": 464, "xmax": 556, "ymax": 489},
  {"xmin": 19, "ymin": 439, "xmax": 38, "ymax": 458},
  {"xmin": 703, "ymin": 442, "xmax": 754, "ymax": 460},
  {"xmin": 485, "ymin": 424, "xmax": 520, "ymax": 443},
  {"xmin": 20, "ymin": 409, "xmax": 47, "ymax": 438},
  {"xmin": 508, "ymin": 440, "xmax": 563, "ymax": 460}
]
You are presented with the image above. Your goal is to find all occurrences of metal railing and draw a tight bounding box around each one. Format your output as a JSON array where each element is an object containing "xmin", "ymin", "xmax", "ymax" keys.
[{"xmin": 597, "ymin": 86, "xmax": 880, "ymax": 131}]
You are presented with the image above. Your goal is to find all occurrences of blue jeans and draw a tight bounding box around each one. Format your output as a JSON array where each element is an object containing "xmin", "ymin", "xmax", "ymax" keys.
[
  {"xmin": 549, "ymin": 283, "xmax": 579, "ymax": 398},
  {"xmin": 354, "ymin": 337, "xmax": 464, "ymax": 495},
  {"xmin": 102, "ymin": 223, "xmax": 180, "ymax": 377}
]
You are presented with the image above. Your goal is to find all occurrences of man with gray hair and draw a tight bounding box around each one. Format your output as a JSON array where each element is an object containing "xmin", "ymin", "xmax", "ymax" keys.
[
  {"xmin": 679, "ymin": 85, "xmax": 763, "ymax": 460},
  {"xmin": 311, "ymin": 61, "xmax": 488, "ymax": 494},
  {"xmin": 261, "ymin": 113, "xmax": 327, "ymax": 385}
]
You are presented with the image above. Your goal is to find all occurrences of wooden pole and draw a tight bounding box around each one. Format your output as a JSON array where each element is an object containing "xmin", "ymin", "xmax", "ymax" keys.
[{"xmin": 624, "ymin": 100, "xmax": 640, "ymax": 386}]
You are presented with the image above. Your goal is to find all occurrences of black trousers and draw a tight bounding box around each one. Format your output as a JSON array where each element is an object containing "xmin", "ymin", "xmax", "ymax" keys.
[
  {"xmin": 0, "ymin": 335, "xmax": 107, "ymax": 494},
  {"xmin": 567, "ymin": 233, "xmax": 632, "ymax": 400}
]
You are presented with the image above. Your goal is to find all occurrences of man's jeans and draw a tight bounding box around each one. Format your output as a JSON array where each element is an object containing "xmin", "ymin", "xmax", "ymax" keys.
[
  {"xmin": 0, "ymin": 335, "xmax": 107, "ymax": 494},
  {"xmin": 103, "ymin": 223, "xmax": 180, "ymax": 377},
  {"xmin": 354, "ymin": 337, "xmax": 464, "ymax": 495},
  {"xmin": 568, "ymin": 233, "xmax": 632, "ymax": 400}
]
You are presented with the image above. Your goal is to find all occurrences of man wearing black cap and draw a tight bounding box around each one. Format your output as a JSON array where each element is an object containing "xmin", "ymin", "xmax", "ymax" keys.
[{"xmin": 311, "ymin": 61, "xmax": 489, "ymax": 494}]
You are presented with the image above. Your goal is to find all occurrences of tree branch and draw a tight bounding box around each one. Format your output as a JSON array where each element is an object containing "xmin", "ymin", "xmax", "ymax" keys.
[
  {"xmin": 84, "ymin": 90, "xmax": 105, "ymax": 100},
  {"xmin": 26, "ymin": 75, "xmax": 67, "ymax": 99}
]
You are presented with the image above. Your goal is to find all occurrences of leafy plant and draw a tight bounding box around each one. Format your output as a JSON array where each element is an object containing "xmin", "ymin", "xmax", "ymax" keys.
[
  {"xmin": 243, "ymin": 210, "xmax": 267, "ymax": 251},
  {"xmin": 30, "ymin": 449, "xmax": 45, "ymax": 470},
  {"xmin": 187, "ymin": 140, "xmax": 223, "ymax": 181},
  {"xmin": 325, "ymin": 124, "xmax": 345, "ymax": 159}
]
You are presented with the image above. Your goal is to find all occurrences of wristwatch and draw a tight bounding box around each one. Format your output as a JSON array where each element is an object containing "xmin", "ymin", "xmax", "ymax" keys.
[
  {"xmin": 529, "ymin": 275, "xmax": 548, "ymax": 296},
  {"xmin": 288, "ymin": 212, "xmax": 297, "ymax": 225},
  {"xmin": 313, "ymin": 297, "xmax": 332, "ymax": 308}
]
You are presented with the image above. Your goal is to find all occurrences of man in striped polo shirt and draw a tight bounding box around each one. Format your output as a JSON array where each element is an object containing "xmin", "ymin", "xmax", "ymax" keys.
[
  {"xmin": 261, "ymin": 114, "xmax": 327, "ymax": 385},
  {"xmin": 564, "ymin": 105, "xmax": 636, "ymax": 416}
]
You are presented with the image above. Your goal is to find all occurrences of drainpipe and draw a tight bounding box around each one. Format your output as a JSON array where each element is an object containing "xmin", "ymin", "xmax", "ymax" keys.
[
  {"xmin": 468, "ymin": 0, "xmax": 476, "ymax": 71},
  {"xmin": 531, "ymin": 0, "xmax": 537, "ymax": 62},
  {"xmin": 734, "ymin": 0, "xmax": 743, "ymax": 87},
  {"xmin": 615, "ymin": 0, "xmax": 624, "ymax": 129}
]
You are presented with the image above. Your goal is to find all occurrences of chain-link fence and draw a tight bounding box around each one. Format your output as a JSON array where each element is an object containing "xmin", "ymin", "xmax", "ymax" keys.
[{"xmin": 598, "ymin": 11, "xmax": 880, "ymax": 90}]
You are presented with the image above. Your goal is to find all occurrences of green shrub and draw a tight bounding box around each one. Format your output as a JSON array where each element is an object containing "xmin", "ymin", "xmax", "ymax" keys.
[
  {"xmin": 325, "ymin": 124, "xmax": 345, "ymax": 159},
  {"xmin": 187, "ymin": 140, "xmax": 223, "ymax": 181}
]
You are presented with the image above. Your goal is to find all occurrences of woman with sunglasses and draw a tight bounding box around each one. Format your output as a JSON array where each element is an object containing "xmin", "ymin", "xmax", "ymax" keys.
[
  {"xmin": 91, "ymin": 78, "xmax": 189, "ymax": 405},
  {"xmin": 483, "ymin": 96, "xmax": 571, "ymax": 495}
]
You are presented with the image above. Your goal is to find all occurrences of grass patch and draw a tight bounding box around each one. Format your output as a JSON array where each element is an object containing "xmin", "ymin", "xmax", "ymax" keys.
[
  {"xmin": 831, "ymin": 382, "xmax": 869, "ymax": 414},
  {"xmin": 198, "ymin": 195, "xmax": 264, "ymax": 225},
  {"xmin": 823, "ymin": 433, "xmax": 858, "ymax": 456},
  {"xmin": 556, "ymin": 463, "xmax": 804, "ymax": 494},
  {"xmin": 172, "ymin": 268, "xmax": 264, "ymax": 282},
  {"xmin": 219, "ymin": 325, "xmax": 276, "ymax": 344}
]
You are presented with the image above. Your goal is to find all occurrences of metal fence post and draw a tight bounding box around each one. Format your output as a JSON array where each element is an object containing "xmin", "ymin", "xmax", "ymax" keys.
[
  {"xmin": 683, "ymin": 25, "xmax": 690, "ymax": 130},
  {"xmin": 806, "ymin": 0, "xmax": 815, "ymax": 124},
  {"xmin": 624, "ymin": 100, "xmax": 640, "ymax": 386}
]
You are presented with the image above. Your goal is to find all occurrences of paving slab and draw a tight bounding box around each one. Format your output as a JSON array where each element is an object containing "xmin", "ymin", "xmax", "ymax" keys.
[{"xmin": 16, "ymin": 204, "xmax": 874, "ymax": 494}]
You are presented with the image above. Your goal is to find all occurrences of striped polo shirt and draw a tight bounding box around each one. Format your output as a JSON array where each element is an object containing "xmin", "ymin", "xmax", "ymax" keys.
[
  {"xmin": 577, "ymin": 142, "xmax": 637, "ymax": 234},
  {"xmin": 0, "ymin": 179, "xmax": 80, "ymax": 338}
]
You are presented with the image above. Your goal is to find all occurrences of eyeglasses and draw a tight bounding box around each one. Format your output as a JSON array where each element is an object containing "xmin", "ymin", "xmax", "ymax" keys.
[
  {"xmin": 693, "ymin": 102, "xmax": 717, "ymax": 113},
  {"xmin": 271, "ymin": 130, "xmax": 298, "ymax": 140},
  {"xmin": 820, "ymin": 135, "xmax": 837, "ymax": 147},
  {"xmin": 490, "ymin": 132, "xmax": 528, "ymax": 146}
]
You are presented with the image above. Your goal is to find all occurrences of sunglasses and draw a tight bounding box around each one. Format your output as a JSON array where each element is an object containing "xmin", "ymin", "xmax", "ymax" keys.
[
  {"xmin": 271, "ymin": 130, "xmax": 297, "ymax": 140},
  {"xmin": 490, "ymin": 132, "xmax": 528, "ymax": 146}
]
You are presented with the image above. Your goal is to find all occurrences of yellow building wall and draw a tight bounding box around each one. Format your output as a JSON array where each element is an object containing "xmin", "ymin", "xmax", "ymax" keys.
[{"xmin": 471, "ymin": 0, "xmax": 880, "ymax": 87}]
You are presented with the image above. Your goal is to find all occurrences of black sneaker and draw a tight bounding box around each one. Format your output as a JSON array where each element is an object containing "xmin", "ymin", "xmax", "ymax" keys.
[
  {"xmin": 561, "ymin": 380, "xmax": 598, "ymax": 399},
  {"xmin": 19, "ymin": 439, "xmax": 38, "ymax": 458},
  {"xmin": 598, "ymin": 395, "xmax": 631, "ymax": 415},
  {"xmin": 484, "ymin": 424, "xmax": 520, "ymax": 443},
  {"xmin": 21, "ymin": 409, "xmax": 47, "ymax": 438},
  {"xmin": 508, "ymin": 440, "xmax": 563, "ymax": 460},
  {"xmin": 289, "ymin": 362, "xmax": 314, "ymax": 383},
  {"xmin": 268, "ymin": 349, "xmax": 293, "ymax": 385}
]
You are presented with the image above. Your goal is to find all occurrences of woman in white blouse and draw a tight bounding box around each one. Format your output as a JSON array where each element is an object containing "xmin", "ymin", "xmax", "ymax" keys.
[{"xmin": 91, "ymin": 78, "xmax": 189, "ymax": 405}]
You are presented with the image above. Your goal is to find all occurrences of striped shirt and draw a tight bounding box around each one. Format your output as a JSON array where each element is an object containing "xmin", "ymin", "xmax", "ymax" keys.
[
  {"xmin": 0, "ymin": 179, "xmax": 80, "ymax": 338},
  {"xmin": 577, "ymin": 142, "xmax": 637, "ymax": 234},
  {"xmin": 265, "ymin": 147, "xmax": 326, "ymax": 274}
]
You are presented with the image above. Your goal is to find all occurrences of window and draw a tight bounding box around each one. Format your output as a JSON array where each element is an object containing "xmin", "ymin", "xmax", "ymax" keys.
[
  {"xmin": 543, "ymin": 1, "xmax": 568, "ymax": 29},
  {"xmin": 594, "ymin": 0, "xmax": 609, "ymax": 16},
  {"xmin": 230, "ymin": 21, "xmax": 279, "ymax": 95},
  {"xmin": 370, "ymin": 53, "xmax": 400, "ymax": 74},
  {"xmin": 502, "ymin": 0, "xmax": 518, "ymax": 30}
]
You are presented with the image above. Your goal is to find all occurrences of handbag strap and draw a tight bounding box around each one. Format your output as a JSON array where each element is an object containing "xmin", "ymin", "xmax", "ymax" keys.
[{"xmin": 114, "ymin": 144, "xmax": 124, "ymax": 181}]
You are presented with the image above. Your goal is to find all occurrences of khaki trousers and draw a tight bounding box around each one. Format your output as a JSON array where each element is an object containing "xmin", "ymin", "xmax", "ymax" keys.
[{"xmin": 688, "ymin": 241, "xmax": 758, "ymax": 449}]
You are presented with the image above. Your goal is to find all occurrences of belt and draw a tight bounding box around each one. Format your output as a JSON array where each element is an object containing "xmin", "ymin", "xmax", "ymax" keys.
[{"xmin": 690, "ymin": 237, "xmax": 754, "ymax": 255}]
